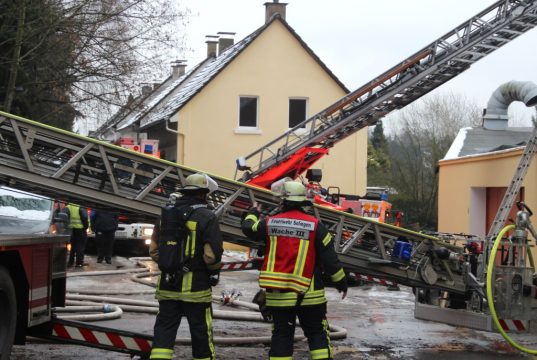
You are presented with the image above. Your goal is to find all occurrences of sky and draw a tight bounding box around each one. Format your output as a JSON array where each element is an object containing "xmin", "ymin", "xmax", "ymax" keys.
[{"xmin": 177, "ymin": 0, "xmax": 537, "ymax": 128}]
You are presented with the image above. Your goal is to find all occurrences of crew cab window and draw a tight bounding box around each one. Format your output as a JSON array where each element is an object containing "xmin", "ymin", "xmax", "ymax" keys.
[{"xmin": 0, "ymin": 187, "xmax": 53, "ymax": 234}]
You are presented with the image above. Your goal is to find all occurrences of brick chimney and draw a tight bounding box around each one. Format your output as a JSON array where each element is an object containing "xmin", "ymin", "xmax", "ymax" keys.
[
  {"xmin": 217, "ymin": 32, "xmax": 235, "ymax": 55},
  {"xmin": 171, "ymin": 60, "xmax": 187, "ymax": 80},
  {"xmin": 264, "ymin": 0, "xmax": 287, "ymax": 23},
  {"xmin": 206, "ymin": 35, "xmax": 218, "ymax": 58}
]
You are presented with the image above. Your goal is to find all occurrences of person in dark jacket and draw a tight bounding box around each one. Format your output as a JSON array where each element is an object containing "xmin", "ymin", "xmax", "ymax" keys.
[
  {"xmin": 90, "ymin": 209, "xmax": 119, "ymax": 264},
  {"xmin": 149, "ymin": 172, "xmax": 223, "ymax": 360},
  {"xmin": 241, "ymin": 180, "xmax": 347, "ymax": 360},
  {"xmin": 65, "ymin": 203, "xmax": 89, "ymax": 267}
]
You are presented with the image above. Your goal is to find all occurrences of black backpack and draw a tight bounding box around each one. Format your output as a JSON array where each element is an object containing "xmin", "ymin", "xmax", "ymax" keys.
[{"xmin": 157, "ymin": 204, "xmax": 205, "ymax": 274}]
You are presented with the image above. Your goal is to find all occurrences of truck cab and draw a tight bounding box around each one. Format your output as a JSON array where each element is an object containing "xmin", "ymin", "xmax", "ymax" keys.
[{"xmin": 0, "ymin": 187, "xmax": 70, "ymax": 359}]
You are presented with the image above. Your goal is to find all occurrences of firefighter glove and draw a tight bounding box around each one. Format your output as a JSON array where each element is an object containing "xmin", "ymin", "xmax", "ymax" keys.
[
  {"xmin": 208, "ymin": 271, "xmax": 220, "ymax": 287},
  {"xmin": 248, "ymin": 206, "xmax": 260, "ymax": 218},
  {"xmin": 252, "ymin": 289, "xmax": 272, "ymax": 322},
  {"xmin": 335, "ymin": 279, "xmax": 348, "ymax": 299}
]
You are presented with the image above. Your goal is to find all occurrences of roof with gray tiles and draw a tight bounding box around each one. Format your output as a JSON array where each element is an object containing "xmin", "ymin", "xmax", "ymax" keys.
[
  {"xmin": 138, "ymin": 29, "xmax": 260, "ymax": 129},
  {"xmin": 115, "ymin": 60, "xmax": 208, "ymax": 131},
  {"xmin": 92, "ymin": 60, "xmax": 208, "ymax": 136},
  {"xmin": 444, "ymin": 126, "xmax": 532, "ymax": 160},
  {"xmin": 135, "ymin": 14, "xmax": 348, "ymax": 131},
  {"xmin": 96, "ymin": 14, "xmax": 348, "ymax": 135}
]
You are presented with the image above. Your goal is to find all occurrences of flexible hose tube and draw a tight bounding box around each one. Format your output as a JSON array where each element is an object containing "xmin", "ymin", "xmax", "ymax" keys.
[
  {"xmin": 66, "ymin": 294, "xmax": 266, "ymax": 321},
  {"xmin": 130, "ymin": 270, "xmax": 159, "ymax": 287},
  {"xmin": 64, "ymin": 299, "xmax": 347, "ymax": 344},
  {"xmin": 68, "ymin": 288, "xmax": 155, "ymax": 295},
  {"xmin": 212, "ymin": 295, "xmax": 261, "ymax": 312},
  {"xmin": 66, "ymin": 267, "xmax": 148, "ymax": 277},
  {"xmin": 67, "ymin": 294, "xmax": 157, "ymax": 307},
  {"xmin": 67, "ymin": 300, "xmax": 159, "ymax": 314},
  {"xmin": 65, "ymin": 299, "xmax": 263, "ymax": 321},
  {"xmin": 67, "ymin": 289, "xmax": 260, "ymax": 311},
  {"xmin": 527, "ymin": 247, "xmax": 535, "ymax": 272},
  {"xmin": 62, "ymin": 257, "xmax": 348, "ymax": 344},
  {"xmin": 54, "ymin": 305, "xmax": 123, "ymax": 321},
  {"xmin": 486, "ymin": 224, "xmax": 537, "ymax": 354}
]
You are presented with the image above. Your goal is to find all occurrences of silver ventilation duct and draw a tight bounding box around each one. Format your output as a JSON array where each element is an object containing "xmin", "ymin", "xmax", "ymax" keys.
[{"xmin": 483, "ymin": 81, "xmax": 537, "ymax": 130}]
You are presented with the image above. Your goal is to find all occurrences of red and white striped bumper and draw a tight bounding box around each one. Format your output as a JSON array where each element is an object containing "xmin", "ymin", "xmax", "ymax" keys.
[{"xmin": 50, "ymin": 319, "xmax": 152, "ymax": 356}]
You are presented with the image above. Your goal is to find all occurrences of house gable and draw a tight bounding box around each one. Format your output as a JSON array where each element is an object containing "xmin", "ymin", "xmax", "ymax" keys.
[
  {"xmin": 96, "ymin": 9, "xmax": 367, "ymax": 195},
  {"xmin": 176, "ymin": 19, "xmax": 366, "ymax": 194},
  {"xmin": 139, "ymin": 16, "xmax": 348, "ymax": 131}
]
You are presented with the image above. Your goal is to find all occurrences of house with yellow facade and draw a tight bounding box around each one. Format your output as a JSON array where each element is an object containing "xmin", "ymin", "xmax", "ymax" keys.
[
  {"xmin": 438, "ymin": 124, "xmax": 536, "ymax": 239},
  {"xmin": 94, "ymin": 1, "xmax": 368, "ymax": 195}
]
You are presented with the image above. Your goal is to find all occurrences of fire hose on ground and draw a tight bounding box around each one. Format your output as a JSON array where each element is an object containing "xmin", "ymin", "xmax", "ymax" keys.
[
  {"xmin": 60, "ymin": 258, "xmax": 348, "ymax": 345},
  {"xmin": 53, "ymin": 304, "xmax": 123, "ymax": 322}
]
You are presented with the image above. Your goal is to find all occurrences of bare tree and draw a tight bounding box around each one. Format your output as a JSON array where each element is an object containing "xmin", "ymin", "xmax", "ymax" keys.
[
  {"xmin": 385, "ymin": 92, "xmax": 481, "ymax": 230},
  {"xmin": 0, "ymin": 0, "xmax": 189, "ymax": 129}
]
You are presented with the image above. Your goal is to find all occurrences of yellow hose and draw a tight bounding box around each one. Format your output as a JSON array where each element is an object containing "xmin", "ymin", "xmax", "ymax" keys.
[
  {"xmin": 486, "ymin": 224, "xmax": 537, "ymax": 354},
  {"xmin": 527, "ymin": 246, "xmax": 535, "ymax": 272}
]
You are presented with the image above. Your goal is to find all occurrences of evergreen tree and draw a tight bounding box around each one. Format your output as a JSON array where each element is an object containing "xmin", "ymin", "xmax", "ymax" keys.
[
  {"xmin": 367, "ymin": 120, "xmax": 391, "ymax": 188},
  {"xmin": 371, "ymin": 120, "xmax": 387, "ymax": 149}
]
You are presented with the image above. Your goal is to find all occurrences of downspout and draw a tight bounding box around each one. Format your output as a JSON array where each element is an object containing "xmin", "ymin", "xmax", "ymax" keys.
[
  {"xmin": 483, "ymin": 81, "xmax": 537, "ymax": 130},
  {"xmin": 165, "ymin": 117, "xmax": 181, "ymax": 163},
  {"xmin": 165, "ymin": 117, "xmax": 178, "ymax": 134}
]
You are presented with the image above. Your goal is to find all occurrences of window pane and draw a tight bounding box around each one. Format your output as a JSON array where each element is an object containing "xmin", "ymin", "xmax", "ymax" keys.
[
  {"xmin": 240, "ymin": 97, "xmax": 257, "ymax": 127},
  {"xmin": 289, "ymin": 99, "xmax": 306, "ymax": 128}
]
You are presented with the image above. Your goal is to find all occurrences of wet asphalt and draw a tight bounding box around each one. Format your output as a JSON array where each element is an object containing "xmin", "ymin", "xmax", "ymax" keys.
[{"xmin": 10, "ymin": 254, "xmax": 537, "ymax": 359}]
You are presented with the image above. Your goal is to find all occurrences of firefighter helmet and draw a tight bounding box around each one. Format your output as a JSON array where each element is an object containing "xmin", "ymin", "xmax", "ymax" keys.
[
  {"xmin": 179, "ymin": 173, "xmax": 218, "ymax": 194},
  {"xmin": 280, "ymin": 180, "xmax": 307, "ymax": 202}
]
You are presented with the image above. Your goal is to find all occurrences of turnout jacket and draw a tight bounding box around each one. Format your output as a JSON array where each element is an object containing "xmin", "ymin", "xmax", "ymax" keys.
[
  {"xmin": 242, "ymin": 206, "xmax": 346, "ymax": 307},
  {"xmin": 150, "ymin": 196, "xmax": 223, "ymax": 303}
]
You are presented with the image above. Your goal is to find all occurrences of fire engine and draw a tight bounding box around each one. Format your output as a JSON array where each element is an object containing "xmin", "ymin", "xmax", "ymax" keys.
[{"xmin": 302, "ymin": 168, "xmax": 394, "ymax": 223}]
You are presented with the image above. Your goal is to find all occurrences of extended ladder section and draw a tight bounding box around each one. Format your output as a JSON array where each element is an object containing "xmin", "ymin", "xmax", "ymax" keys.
[
  {"xmin": 0, "ymin": 112, "xmax": 467, "ymax": 293},
  {"xmin": 482, "ymin": 124, "xmax": 537, "ymax": 276},
  {"xmin": 235, "ymin": 0, "xmax": 537, "ymax": 188}
]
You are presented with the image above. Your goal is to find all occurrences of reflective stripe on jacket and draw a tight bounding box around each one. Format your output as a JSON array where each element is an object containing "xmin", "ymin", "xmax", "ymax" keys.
[
  {"xmin": 259, "ymin": 210, "xmax": 318, "ymax": 293},
  {"xmin": 242, "ymin": 206, "xmax": 346, "ymax": 308}
]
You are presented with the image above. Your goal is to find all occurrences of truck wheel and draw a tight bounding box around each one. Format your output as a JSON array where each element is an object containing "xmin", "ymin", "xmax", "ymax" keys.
[{"xmin": 0, "ymin": 266, "xmax": 16, "ymax": 360}]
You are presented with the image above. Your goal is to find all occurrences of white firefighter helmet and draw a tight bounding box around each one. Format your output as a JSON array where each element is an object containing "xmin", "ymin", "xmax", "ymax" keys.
[
  {"xmin": 271, "ymin": 178, "xmax": 307, "ymax": 202},
  {"xmin": 179, "ymin": 173, "xmax": 218, "ymax": 194}
]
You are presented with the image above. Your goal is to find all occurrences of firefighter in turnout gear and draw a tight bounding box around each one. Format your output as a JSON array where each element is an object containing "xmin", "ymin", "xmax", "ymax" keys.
[
  {"xmin": 241, "ymin": 179, "xmax": 347, "ymax": 360},
  {"xmin": 149, "ymin": 173, "xmax": 223, "ymax": 360}
]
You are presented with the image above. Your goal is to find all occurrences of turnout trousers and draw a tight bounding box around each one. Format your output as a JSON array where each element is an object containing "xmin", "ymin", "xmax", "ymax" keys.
[
  {"xmin": 150, "ymin": 300, "xmax": 214, "ymax": 360},
  {"xmin": 269, "ymin": 303, "xmax": 332, "ymax": 360},
  {"xmin": 68, "ymin": 228, "xmax": 87, "ymax": 265}
]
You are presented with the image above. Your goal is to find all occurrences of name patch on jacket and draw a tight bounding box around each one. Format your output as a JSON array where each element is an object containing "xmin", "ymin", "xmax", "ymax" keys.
[{"xmin": 267, "ymin": 218, "xmax": 315, "ymax": 239}]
